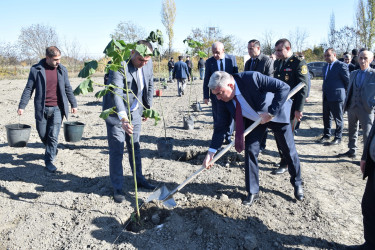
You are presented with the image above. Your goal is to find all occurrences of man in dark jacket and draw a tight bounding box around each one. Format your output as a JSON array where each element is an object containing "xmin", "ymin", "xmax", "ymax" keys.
[
  {"xmin": 198, "ymin": 57, "xmax": 205, "ymax": 80},
  {"xmin": 185, "ymin": 56, "xmax": 193, "ymax": 77},
  {"xmin": 18, "ymin": 46, "xmax": 78, "ymax": 173},
  {"xmin": 168, "ymin": 57, "xmax": 174, "ymax": 82},
  {"xmin": 173, "ymin": 56, "xmax": 190, "ymax": 96}
]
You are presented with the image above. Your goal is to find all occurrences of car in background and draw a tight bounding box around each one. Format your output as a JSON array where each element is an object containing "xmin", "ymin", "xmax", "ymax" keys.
[{"xmin": 307, "ymin": 61, "xmax": 327, "ymax": 79}]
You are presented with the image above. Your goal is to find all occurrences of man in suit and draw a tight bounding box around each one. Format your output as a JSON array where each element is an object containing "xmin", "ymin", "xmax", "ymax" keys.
[
  {"xmin": 185, "ymin": 56, "xmax": 193, "ymax": 77},
  {"xmin": 103, "ymin": 40, "xmax": 156, "ymax": 203},
  {"xmin": 339, "ymin": 50, "xmax": 375, "ymax": 158},
  {"xmin": 173, "ymin": 55, "xmax": 190, "ymax": 96},
  {"xmin": 18, "ymin": 46, "xmax": 78, "ymax": 173},
  {"xmin": 244, "ymin": 39, "xmax": 274, "ymax": 76},
  {"xmin": 203, "ymin": 71, "xmax": 304, "ymax": 206},
  {"xmin": 244, "ymin": 39, "xmax": 274, "ymax": 152},
  {"xmin": 167, "ymin": 57, "xmax": 174, "ymax": 82},
  {"xmin": 344, "ymin": 54, "xmax": 356, "ymax": 72},
  {"xmin": 317, "ymin": 48, "xmax": 349, "ymax": 145},
  {"xmin": 203, "ymin": 42, "xmax": 238, "ymax": 143},
  {"xmin": 272, "ymin": 38, "xmax": 309, "ymax": 174},
  {"xmin": 352, "ymin": 49, "xmax": 360, "ymax": 70}
]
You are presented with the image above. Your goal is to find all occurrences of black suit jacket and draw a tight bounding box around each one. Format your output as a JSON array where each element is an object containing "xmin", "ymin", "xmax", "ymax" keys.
[
  {"xmin": 363, "ymin": 123, "xmax": 375, "ymax": 179},
  {"xmin": 244, "ymin": 53, "xmax": 274, "ymax": 76},
  {"xmin": 322, "ymin": 60, "xmax": 349, "ymax": 102},
  {"xmin": 209, "ymin": 71, "xmax": 291, "ymax": 150},
  {"xmin": 203, "ymin": 54, "xmax": 238, "ymax": 100}
]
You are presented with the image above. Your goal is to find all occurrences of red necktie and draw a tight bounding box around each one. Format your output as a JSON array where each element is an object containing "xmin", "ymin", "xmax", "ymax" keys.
[{"xmin": 233, "ymin": 96, "xmax": 245, "ymax": 153}]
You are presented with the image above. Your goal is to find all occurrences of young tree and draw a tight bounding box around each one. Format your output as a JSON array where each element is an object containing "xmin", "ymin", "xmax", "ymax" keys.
[
  {"xmin": 328, "ymin": 12, "xmax": 336, "ymax": 48},
  {"xmin": 161, "ymin": 0, "xmax": 176, "ymax": 57},
  {"xmin": 289, "ymin": 27, "xmax": 309, "ymax": 53},
  {"xmin": 18, "ymin": 24, "xmax": 59, "ymax": 60},
  {"xmin": 261, "ymin": 30, "xmax": 275, "ymax": 56},
  {"xmin": 110, "ymin": 21, "xmax": 146, "ymax": 43}
]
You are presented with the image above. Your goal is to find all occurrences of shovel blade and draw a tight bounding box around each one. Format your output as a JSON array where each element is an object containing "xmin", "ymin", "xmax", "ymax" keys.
[{"xmin": 145, "ymin": 185, "xmax": 177, "ymax": 208}]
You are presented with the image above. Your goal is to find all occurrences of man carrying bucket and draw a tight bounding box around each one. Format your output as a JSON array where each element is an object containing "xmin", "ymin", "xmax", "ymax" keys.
[{"xmin": 17, "ymin": 46, "xmax": 78, "ymax": 173}]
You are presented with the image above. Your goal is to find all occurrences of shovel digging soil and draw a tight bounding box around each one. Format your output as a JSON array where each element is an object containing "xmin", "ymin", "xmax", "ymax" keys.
[{"xmin": 146, "ymin": 83, "xmax": 305, "ymax": 208}]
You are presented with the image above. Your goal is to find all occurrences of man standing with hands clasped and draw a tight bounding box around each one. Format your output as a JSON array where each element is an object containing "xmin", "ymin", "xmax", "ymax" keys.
[
  {"xmin": 18, "ymin": 46, "xmax": 78, "ymax": 173},
  {"xmin": 202, "ymin": 71, "xmax": 304, "ymax": 206},
  {"xmin": 103, "ymin": 40, "xmax": 156, "ymax": 203},
  {"xmin": 317, "ymin": 48, "xmax": 349, "ymax": 145}
]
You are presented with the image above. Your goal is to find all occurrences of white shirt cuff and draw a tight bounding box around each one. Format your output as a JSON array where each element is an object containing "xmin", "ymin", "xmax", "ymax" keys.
[
  {"xmin": 117, "ymin": 111, "xmax": 128, "ymax": 121},
  {"xmin": 208, "ymin": 148, "xmax": 217, "ymax": 154}
]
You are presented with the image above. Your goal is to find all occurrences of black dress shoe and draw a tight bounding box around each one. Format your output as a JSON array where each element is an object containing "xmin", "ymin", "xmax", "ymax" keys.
[
  {"xmin": 316, "ymin": 135, "xmax": 330, "ymax": 143},
  {"xmin": 338, "ymin": 150, "xmax": 356, "ymax": 158},
  {"xmin": 326, "ymin": 138, "xmax": 341, "ymax": 145},
  {"xmin": 113, "ymin": 189, "xmax": 125, "ymax": 203},
  {"xmin": 242, "ymin": 193, "xmax": 259, "ymax": 206},
  {"xmin": 45, "ymin": 162, "xmax": 57, "ymax": 173},
  {"xmin": 272, "ymin": 166, "xmax": 288, "ymax": 175},
  {"xmin": 137, "ymin": 180, "xmax": 156, "ymax": 190},
  {"xmin": 294, "ymin": 185, "xmax": 304, "ymax": 201}
]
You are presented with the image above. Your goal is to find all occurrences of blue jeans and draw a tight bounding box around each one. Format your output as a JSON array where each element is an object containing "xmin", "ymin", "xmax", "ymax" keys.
[
  {"xmin": 199, "ymin": 68, "xmax": 205, "ymax": 80},
  {"xmin": 169, "ymin": 69, "xmax": 173, "ymax": 81},
  {"xmin": 36, "ymin": 106, "xmax": 62, "ymax": 165}
]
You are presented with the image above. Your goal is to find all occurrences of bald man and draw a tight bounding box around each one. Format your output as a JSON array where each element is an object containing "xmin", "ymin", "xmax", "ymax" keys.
[
  {"xmin": 203, "ymin": 42, "xmax": 238, "ymax": 143},
  {"xmin": 339, "ymin": 50, "xmax": 375, "ymax": 158}
]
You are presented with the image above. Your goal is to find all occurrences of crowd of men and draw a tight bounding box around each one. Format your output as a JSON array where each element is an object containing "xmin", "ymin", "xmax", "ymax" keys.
[{"xmin": 16, "ymin": 39, "xmax": 374, "ymax": 249}]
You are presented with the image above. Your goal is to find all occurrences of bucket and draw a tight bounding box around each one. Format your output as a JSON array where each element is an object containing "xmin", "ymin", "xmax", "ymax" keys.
[
  {"xmin": 156, "ymin": 137, "xmax": 174, "ymax": 157},
  {"xmin": 183, "ymin": 116, "xmax": 194, "ymax": 130},
  {"xmin": 63, "ymin": 121, "xmax": 85, "ymax": 142},
  {"xmin": 156, "ymin": 89, "xmax": 162, "ymax": 96},
  {"xmin": 5, "ymin": 124, "xmax": 31, "ymax": 147}
]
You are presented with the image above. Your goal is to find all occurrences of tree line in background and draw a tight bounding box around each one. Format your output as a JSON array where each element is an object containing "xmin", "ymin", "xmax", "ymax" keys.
[{"xmin": 1, "ymin": 0, "xmax": 374, "ymax": 78}]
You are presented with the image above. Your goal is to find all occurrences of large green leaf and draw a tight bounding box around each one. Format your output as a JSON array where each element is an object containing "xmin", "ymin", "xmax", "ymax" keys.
[
  {"xmin": 153, "ymin": 48, "xmax": 160, "ymax": 57},
  {"xmin": 74, "ymin": 78, "xmax": 94, "ymax": 96},
  {"xmin": 143, "ymin": 109, "xmax": 161, "ymax": 125},
  {"xmin": 100, "ymin": 107, "xmax": 116, "ymax": 120},
  {"xmin": 78, "ymin": 60, "xmax": 98, "ymax": 78},
  {"xmin": 94, "ymin": 84, "xmax": 116, "ymax": 99},
  {"xmin": 136, "ymin": 44, "xmax": 153, "ymax": 58}
]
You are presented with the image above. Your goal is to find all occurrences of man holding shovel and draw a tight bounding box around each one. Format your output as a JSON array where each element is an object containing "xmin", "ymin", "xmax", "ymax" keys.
[{"xmin": 203, "ymin": 71, "xmax": 304, "ymax": 206}]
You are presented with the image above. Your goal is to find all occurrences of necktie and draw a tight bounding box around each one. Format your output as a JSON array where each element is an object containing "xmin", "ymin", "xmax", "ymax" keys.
[
  {"xmin": 220, "ymin": 59, "xmax": 224, "ymax": 71},
  {"xmin": 250, "ymin": 59, "xmax": 255, "ymax": 70},
  {"xmin": 233, "ymin": 96, "xmax": 245, "ymax": 153}
]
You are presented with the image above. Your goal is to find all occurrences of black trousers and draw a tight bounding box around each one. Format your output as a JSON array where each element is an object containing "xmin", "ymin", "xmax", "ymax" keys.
[
  {"xmin": 323, "ymin": 98, "xmax": 344, "ymax": 139},
  {"xmin": 244, "ymin": 119, "xmax": 302, "ymax": 194},
  {"xmin": 362, "ymin": 167, "xmax": 375, "ymax": 248}
]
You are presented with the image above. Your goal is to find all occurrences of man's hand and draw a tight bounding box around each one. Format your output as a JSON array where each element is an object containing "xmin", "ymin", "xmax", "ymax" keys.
[
  {"xmin": 260, "ymin": 113, "xmax": 273, "ymax": 124},
  {"xmin": 204, "ymin": 99, "xmax": 209, "ymax": 105},
  {"xmin": 203, "ymin": 151, "xmax": 215, "ymax": 169},
  {"xmin": 294, "ymin": 110, "xmax": 303, "ymax": 122},
  {"xmin": 17, "ymin": 109, "xmax": 24, "ymax": 116},
  {"xmin": 71, "ymin": 108, "xmax": 78, "ymax": 114},
  {"xmin": 121, "ymin": 120, "xmax": 134, "ymax": 135},
  {"xmin": 360, "ymin": 160, "xmax": 366, "ymax": 174}
]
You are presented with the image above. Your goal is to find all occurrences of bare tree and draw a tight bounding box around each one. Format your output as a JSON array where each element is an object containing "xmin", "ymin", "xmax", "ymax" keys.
[
  {"xmin": 110, "ymin": 21, "xmax": 146, "ymax": 43},
  {"xmin": 356, "ymin": 0, "xmax": 375, "ymax": 49},
  {"xmin": 18, "ymin": 24, "xmax": 59, "ymax": 60},
  {"xmin": 161, "ymin": 0, "xmax": 176, "ymax": 56},
  {"xmin": 61, "ymin": 37, "xmax": 83, "ymax": 73},
  {"xmin": 334, "ymin": 26, "xmax": 358, "ymax": 53},
  {"xmin": 261, "ymin": 30, "xmax": 275, "ymax": 56},
  {"xmin": 289, "ymin": 27, "xmax": 309, "ymax": 52},
  {"xmin": 0, "ymin": 42, "xmax": 20, "ymax": 66},
  {"xmin": 188, "ymin": 27, "xmax": 236, "ymax": 57}
]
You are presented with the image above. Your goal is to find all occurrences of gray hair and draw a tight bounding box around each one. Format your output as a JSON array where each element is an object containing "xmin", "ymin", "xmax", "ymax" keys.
[
  {"xmin": 208, "ymin": 71, "xmax": 233, "ymax": 90},
  {"xmin": 212, "ymin": 41, "xmax": 224, "ymax": 50}
]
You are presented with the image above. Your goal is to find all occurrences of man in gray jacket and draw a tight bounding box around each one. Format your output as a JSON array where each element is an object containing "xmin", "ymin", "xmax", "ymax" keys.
[
  {"xmin": 339, "ymin": 50, "xmax": 375, "ymax": 158},
  {"xmin": 18, "ymin": 46, "xmax": 78, "ymax": 173},
  {"xmin": 173, "ymin": 55, "xmax": 190, "ymax": 96}
]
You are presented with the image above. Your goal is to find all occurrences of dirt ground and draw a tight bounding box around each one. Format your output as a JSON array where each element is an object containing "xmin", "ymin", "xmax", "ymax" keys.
[{"xmin": 0, "ymin": 75, "xmax": 367, "ymax": 249}]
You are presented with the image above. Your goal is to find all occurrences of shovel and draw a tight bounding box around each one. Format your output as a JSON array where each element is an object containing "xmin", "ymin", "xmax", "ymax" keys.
[{"xmin": 146, "ymin": 82, "xmax": 306, "ymax": 208}]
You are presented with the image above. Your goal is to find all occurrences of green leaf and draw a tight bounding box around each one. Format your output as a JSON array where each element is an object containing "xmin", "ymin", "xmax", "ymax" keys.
[
  {"xmin": 136, "ymin": 44, "xmax": 153, "ymax": 58},
  {"xmin": 108, "ymin": 63, "xmax": 122, "ymax": 72},
  {"xmin": 103, "ymin": 40, "xmax": 117, "ymax": 57},
  {"xmin": 153, "ymin": 48, "xmax": 160, "ymax": 57},
  {"xmin": 100, "ymin": 107, "xmax": 116, "ymax": 120},
  {"xmin": 74, "ymin": 78, "xmax": 94, "ymax": 96},
  {"xmin": 94, "ymin": 84, "xmax": 116, "ymax": 99},
  {"xmin": 198, "ymin": 51, "xmax": 208, "ymax": 58},
  {"xmin": 78, "ymin": 60, "xmax": 98, "ymax": 78},
  {"xmin": 143, "ymin": 109, "xmax": 161, "ymax": 125}
]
